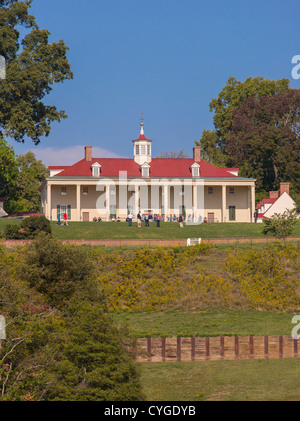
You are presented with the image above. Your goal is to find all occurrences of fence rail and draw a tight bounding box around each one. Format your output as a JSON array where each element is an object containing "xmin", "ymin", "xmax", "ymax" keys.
[
  {"xmin": 2, "ymin": 236, "xmax": 300, "ymax": 248},
  {"xmin": 124, "ymin": 335, "xmax": 300, "ymax": 362}
]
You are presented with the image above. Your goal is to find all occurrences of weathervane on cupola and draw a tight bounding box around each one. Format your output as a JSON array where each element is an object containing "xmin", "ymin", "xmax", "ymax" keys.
[
  {"xmin": 140, "ymin": 111, "xmax": 144, "ymax": 135},
  {"xmin": 132, "ymin": 112, "xmax": 152, "ymax": 165}
]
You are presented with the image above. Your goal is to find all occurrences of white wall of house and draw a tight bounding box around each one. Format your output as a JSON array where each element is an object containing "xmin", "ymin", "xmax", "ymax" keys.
[
  {"xmin": 263, "ymin": 192, "xmax": 296, "ymax": 219},
  {"xmin": 41, "ymin": 178, "xmax": 255, "ymax": 222}
]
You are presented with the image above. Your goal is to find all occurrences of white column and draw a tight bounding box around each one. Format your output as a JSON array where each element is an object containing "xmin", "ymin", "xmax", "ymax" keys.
[
  {"xmin": 163, "ymin": 184, "xmax": 168, "ymax": 221},
  {"xmin": 222, "ymin": 185, "xmax": 226, "ymax": 222},
  {"xmin": 76, "ymin": 184, "xmax": 81, "ymax": 221},
  {"xmin": 47, "ymin": 183, "xmax": 52, "ymax": 220},
  {"xmin": 135, "ymin": 185, "xmax": 139, "ymax": 216},
  {"xmin": 251, "ymin": 185, "xmax": 255, "ymax": 222},
  {"xmin": 193, "ymin": 182, "xmax": 197, "ymax": 222},
  {"xmin": 105, "ymin": 185, "xmax": 110, "ymax": 221}
]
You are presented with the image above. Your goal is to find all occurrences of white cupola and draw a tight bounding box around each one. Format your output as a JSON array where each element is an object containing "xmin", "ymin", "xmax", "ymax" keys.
[{"xmin": 132, "ymin": 117, "xmax": 152, "ymax": 165}]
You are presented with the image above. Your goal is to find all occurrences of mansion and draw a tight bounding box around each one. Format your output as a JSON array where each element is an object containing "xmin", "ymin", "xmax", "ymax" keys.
[{"xmin": 40, "ymin": 122, "xmax": 256, "ymax": 223}]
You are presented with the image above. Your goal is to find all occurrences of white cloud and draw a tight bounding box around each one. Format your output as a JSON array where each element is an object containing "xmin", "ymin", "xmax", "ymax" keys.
[{"xmin": 33, "ymin": 145, "xmax": 126, "ymax": 167}]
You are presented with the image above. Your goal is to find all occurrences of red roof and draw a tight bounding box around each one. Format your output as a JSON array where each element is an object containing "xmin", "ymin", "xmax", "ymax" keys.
[
  {"xmin": 262, "ymin": 198, "xmax": 277, "ymax": 204},
  {"xmin": 257, "ymin": 197, "xmax": 277, "ymax": 210},
  {"xmin": 132, "ymin": 134, "xmax": 152, "ymax": 142},
  {"xmin": 51, "ymin": 157, "xmax": 240, "ymax": 178},
  {"xmin": 49, "ymin": 166, "xmax": 70, "ymax": 170}
]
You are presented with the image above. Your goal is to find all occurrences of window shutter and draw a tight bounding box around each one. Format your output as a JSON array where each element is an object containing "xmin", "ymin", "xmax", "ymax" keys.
[{"xmin": 67, "ymin": 205, "xmax": 71, "ymax": 220}]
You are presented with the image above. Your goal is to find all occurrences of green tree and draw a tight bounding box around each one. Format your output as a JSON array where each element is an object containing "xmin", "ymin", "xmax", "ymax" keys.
[
  {"xmin": 262, "ymin": 209, "xmax": 298, "ymax": 240},
  {"xmin": 0, "ymin": 243, "xmax": 62, "ymax": 400},
  {"xmin": 0, "ymin": 135, "xmax": 18, "ymax": 209},
  {"xmin": 226, "ymin": 89, "xmax": 300, "ymax": 192},
  {"xmin": 196, "ymin": 76, "xmax": 290, "ymax": 168},
  {"xmin": 0, "ymin": 235, "xmax": 144, "ymax": 401},
  {"xmin": 0, "ymin": 0, "xmax": 73, "ymax": 145},
  {"xmin": 44, "ymin": 303, "xmax": 144, "ymax": 401},
  {"xmin": 7, "ymin": 151, "xmax": 49, "ymax": 213}
]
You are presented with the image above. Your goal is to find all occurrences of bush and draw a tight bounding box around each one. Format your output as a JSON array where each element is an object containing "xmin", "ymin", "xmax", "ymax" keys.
[{"xmin": 4, "ymin": 216, "xmax": 51, "ymax": 239}]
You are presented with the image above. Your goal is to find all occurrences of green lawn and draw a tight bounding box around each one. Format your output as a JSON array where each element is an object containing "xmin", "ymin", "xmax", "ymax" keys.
[
  {"xmin": 138, "ymin": 359, "xmax": 300, "ymax": 401},
  {"xmin": 113, "ymin": 308, "xmax": 295, "ymax": 338},
  {"xmin": 1, "ymin": 218, "xmax": 300, "ymax": 240}
]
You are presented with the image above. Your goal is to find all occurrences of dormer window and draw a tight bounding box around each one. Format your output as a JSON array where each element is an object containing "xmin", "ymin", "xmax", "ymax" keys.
[
  {"xmin": 191, "ymin": 163, "xmax": 200, "ymax": 177},
  {"xmin": 141, "ymin": 162, "xmax": 150, "ymax": 177},
  {"xmin": 91, "ymin": 162, "xmax": 101, "ymax": 177}
]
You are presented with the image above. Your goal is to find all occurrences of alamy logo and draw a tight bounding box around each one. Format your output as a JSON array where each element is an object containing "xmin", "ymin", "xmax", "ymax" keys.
[
  {"xmin": 291, "ymin": 315, "xmax": 300, "ymax": 339},
  {"xmin": 0, "ymin": 316, "xmax": 6, "ymax": 340},
  {"xmin": 0, "ymin": 55, "xmax": 5, "ymax": 80},
  {"xmin": 291, "ymin": 55, "xmax": 300, "ymax": 80}
]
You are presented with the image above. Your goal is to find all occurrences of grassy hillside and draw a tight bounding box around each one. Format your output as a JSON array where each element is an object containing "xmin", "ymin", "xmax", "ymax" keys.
[
  {"xmin": 1, "ymin": 218, "xmax": 300, "ymax": 240},
  {"xmin": 139, "ymin": 359, "xmax": 300, "ymax": 401}
]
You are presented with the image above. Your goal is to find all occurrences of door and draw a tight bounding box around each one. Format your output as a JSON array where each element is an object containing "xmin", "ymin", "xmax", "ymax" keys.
[
  {"xmin": 229, "ymin": 206, "xmax": 236, "ymax": 221},
  {"xmin": 82, "ymin": 212, "xmax": 89, "ymax": 221},
  {"xmin": 207, "ymin": 212, "xmax": 214, "ymax": 223}
]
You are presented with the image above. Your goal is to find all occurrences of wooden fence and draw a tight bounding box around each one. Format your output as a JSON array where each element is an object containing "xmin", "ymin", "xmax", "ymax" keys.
[
  {"xmin": 124, "ymin": 335, "xmax": 300, "ymax": 362},
  {"xmin": 2, "ymin": 236, "xmax": 300, "ymax": 248}
]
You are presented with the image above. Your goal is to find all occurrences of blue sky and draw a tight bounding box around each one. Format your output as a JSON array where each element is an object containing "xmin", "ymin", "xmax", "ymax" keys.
[{"xmin": 8, "ymin": 0, "xmax": 300, "ymax": 166}]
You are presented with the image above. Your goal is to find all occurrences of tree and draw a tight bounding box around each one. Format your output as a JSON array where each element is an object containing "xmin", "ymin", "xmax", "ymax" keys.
[
  {"xmin": 196, "ymin": 76, "xmax": 290, "ymax": 169},
  {"xmin": 157, "ymin": 150, "xmax": 190, "ymax": 158},
  {"xmin": 25, "ymin": 235, "xmax": 144, "ymax": 401},
  {"xmin": 226, "ymin": 89, "xmax": 300, "ymax": 192},
  {"xmin": 0, "ymin": 0, "xmax": 73, "ymax": 145},
  {"xmin": 262, "ymin": 209, "xmax": 298, "ymax": 240},
  {"xmin": 0, "ymin": 135, "xmax": 18, "ymax": 208},
  {"xmin": 7, "ymin": 151, "xmax": 49, "ymax": 213},
  {"xmin": 44, "ymin": 302, "xmax": 144, "ymax": 401},
  {"xmin": 0, "ymin": 235, "xmax": 144, "ymax": 400}
]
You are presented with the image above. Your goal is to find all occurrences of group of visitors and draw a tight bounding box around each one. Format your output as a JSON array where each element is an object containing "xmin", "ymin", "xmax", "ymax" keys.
[
  {"xmin": 56, "ymin": 213, "xmax": 68, "ymax": 225},
  {"xmin": 93, "ymin": 217, "xmax": 102, "ymax": 222},
  {"xmin": 127, "ymin": 212, "xmax": 162, "ymax": 227}
]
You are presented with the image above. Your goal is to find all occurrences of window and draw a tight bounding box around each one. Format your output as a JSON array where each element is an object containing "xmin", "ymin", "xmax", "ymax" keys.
[
  {"xmin": 83, "ymin": 186, "xmax": 88, "ymax": 195},
  {"xmin": 191, "ymin": 163, "xmax": 200, "ymax": 177},
  {"xmin": 136, "ymin": 145, "xmax": 140, "ymax": 155},
  {"xmin": 208, "ymin": 187, "xmax": 214, "ymax": 195},
  {"xmin": 147, "ymin": 145, "xmax": 151, "ymax": 155},
  {"xmin": 141, "ymin": 145, "xmax": 146, "ymax": 155},
  {"xmin": 229, "ymin": 187, "xmax": 235, "ymax": 196},
  {"xmin": 142, "ymin": 167, "xmax": 149, "ymax": 177},
  {"xmin": 91, "ymin": 162, "xmax": 101, "ymax": 177},
  {"xmin": 61, "ymin": 187, "xmax": 67, "ymax": 195},
  {"xmin": 92, "ymin": 167, "xmax": 100, "ymax": 177}
]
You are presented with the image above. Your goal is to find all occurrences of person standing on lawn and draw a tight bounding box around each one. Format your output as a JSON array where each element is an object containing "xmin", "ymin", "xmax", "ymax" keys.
[
  {"xmin": 63, "ymin": 213, "xmax": 68, "ymax": 225},
  {"xmin": 156, "ymin": 214, "xmax": 161, "ymax": 227},
  {"xmin": 145, "ymin": 213, "xmax": 149, "ymax": 227},
  {"xmin": 128, "ymin": 212, "xmax": 133, "ymax": 227},
  {"xmin": 137, "ymin": 212, "xmax": 142, "ymax": 227},
  {"xmin": 179, "ymin": 215, "xmax": 183, "ymax": 228}
]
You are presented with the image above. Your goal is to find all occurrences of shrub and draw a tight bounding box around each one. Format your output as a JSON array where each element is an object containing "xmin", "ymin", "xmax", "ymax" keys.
[
  {"xmin": 4, "ymin": 216, "xmax": 51, "ymax": 239},
  {"xmin": 262, "ymin": 209, "xmax": 298, "ymax": 240}
]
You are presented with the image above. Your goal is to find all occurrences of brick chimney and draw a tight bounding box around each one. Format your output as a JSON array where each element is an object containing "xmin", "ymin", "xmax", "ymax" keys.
[
  {"xmin": 279, "ymin": 182, "xmax": 290, "ymax": 196},
  {"xmin": 269, "ymin": 191, "xmax": 279, "ymax": 199},
  {"xmin": 85, "ymin": 145, "xmax": 92, "ymax": 162},
  {"xmin": 193, "ymin": 146, "xmax": 201, "ymax": 162}
]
